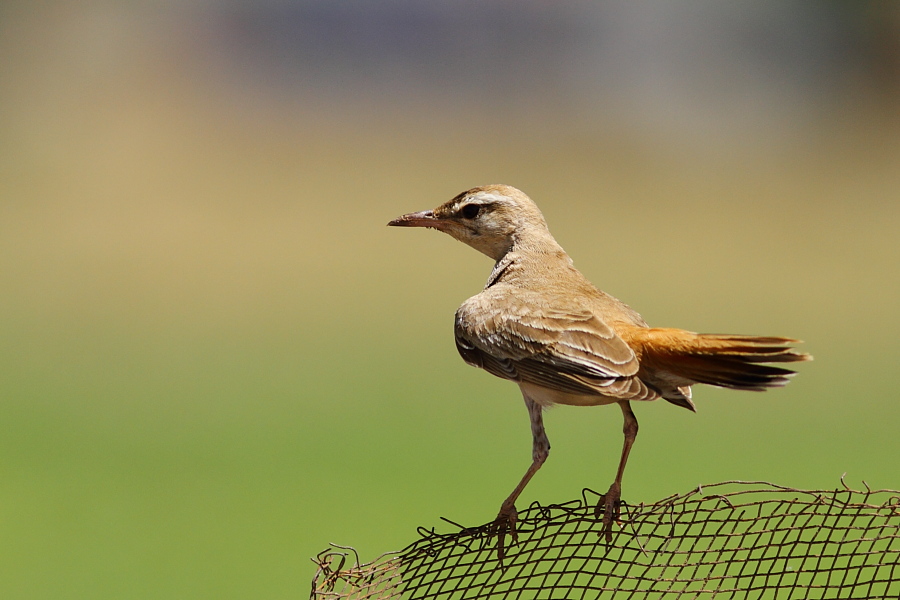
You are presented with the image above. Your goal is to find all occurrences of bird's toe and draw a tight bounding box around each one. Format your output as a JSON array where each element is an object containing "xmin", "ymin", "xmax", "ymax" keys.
[
  {"xmin": 597, "ymin": 482, "xmax": 622, "ymax": 543},
  {"xmin": 488, "ymin": 503, "xmax": 519, "ymax": 561}
]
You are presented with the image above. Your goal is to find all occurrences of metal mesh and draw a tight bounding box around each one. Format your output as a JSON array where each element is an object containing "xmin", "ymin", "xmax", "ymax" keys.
[{"xmin": 311, "ymin": 481, "xmax": 900, "ymax": 599}]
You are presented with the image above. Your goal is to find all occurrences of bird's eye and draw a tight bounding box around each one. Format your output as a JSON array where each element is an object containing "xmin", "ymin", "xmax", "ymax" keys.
[{"xmin": 460, "ymin": 204, "xmax": 481, "ymax": 219}]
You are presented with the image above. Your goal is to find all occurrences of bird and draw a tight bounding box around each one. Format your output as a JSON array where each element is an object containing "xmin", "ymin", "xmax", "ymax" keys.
[{"xmin": 388, "ymin": 184, "xmax": 811, "ymax": 557}]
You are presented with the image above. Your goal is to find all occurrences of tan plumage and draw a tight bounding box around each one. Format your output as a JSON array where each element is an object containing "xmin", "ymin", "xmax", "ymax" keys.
[
  {"xmin": 454, "ymin": 289, "xmax": 656, "ymax": 403},
  {"xmin": 389, "ymin": 184, "xmax": 810, "ymax": 556}
]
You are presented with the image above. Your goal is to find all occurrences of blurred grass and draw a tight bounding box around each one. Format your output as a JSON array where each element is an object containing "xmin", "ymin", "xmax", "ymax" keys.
[{"xmin": 1, "ymin": 44, "xmax": 899, "ymax": 600}]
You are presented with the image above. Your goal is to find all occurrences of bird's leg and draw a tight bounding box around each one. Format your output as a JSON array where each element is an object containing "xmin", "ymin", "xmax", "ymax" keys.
[
  {"xmin": 489, "ymin": 393, "xmax": 549, "ymax": 560},
  {"xmin": 596, "ymin": 400, "xmax": 638, "ymax": 542}
]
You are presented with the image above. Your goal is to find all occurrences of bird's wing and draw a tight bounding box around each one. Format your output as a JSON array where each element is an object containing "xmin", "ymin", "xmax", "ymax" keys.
[{"xmin": 455, "ymin": 290, "xmax": 649, "ymax": 399}]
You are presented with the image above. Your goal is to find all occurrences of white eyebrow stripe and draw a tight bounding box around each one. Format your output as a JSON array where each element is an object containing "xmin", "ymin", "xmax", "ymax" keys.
[{"xmin": 470, "ymin": 192, "xmax": 509, "ymax": 203}]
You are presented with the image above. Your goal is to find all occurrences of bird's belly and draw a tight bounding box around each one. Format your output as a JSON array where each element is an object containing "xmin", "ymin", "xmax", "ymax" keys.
[{"xmin": 519, "ymin": 382, "xmax": 622, "ymax": 408}]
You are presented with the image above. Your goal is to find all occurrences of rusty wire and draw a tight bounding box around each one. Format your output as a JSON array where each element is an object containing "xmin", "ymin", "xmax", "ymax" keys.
[{"xmin": 311, "ymin": 480, "xmax": 900, "ymax": 599}]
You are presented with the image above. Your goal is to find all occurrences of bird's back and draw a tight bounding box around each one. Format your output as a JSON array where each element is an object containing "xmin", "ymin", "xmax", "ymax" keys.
[{"xmin": 454, "ymin": 248, "xmax": 662, "ymax": 407}]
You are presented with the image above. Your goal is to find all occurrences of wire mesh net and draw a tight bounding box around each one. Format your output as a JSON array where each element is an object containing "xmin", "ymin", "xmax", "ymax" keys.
[{"xmin": 311, "ymin": 481, "xmax": 900, "ymax": 599}]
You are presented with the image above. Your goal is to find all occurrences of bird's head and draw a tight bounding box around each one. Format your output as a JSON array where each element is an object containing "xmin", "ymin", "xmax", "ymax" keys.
[{"xmin": 388, "ymin": 184, "xmax": 553, "ymax": 261}]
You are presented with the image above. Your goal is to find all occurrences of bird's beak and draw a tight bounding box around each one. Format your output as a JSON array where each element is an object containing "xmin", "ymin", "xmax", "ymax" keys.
[{"xmin": 387, "ymin": 210, "xmax": 445, "ymax": 229}]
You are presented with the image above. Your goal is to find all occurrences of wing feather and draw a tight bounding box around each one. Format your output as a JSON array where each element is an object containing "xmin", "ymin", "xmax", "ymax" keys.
[{"xmin": 455, "ymin": 289, "xmax": 649, "ymax": 400}]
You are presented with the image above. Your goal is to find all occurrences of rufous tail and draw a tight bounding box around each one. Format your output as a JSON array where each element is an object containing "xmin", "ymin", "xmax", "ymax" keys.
[{"xmin": 630, "ymin": 328, "xmax": 812, "ymax": 392}]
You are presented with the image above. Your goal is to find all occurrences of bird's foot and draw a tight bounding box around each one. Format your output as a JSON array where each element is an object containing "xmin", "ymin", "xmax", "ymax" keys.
[
  {"xmin": 595, "ymin": 482, "xmax": 621, "ymax": 543},
  {"xmin": 487, "ymin": 502, "xmax": 518, "ymax": 561}
]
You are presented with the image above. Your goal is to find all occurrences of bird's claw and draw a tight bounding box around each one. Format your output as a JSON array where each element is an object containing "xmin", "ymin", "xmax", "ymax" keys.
[
  {"xmin": 487, "ymin": 503, "xmax": 518, "ymax": 561},
  {"xmin": 595, "ymin": 482, "xmax": 622, "ymax": 543}
]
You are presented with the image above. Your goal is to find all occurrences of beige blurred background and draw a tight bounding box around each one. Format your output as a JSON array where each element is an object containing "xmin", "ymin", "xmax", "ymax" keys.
[{"xmin": 1, "ymin": 2, "xmax": 898, "ymax": 598}]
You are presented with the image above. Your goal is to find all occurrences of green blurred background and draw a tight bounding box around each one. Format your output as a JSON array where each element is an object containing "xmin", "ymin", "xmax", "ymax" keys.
[{"xmin": 1, "ymin": 2, "xmax": 898, "ymax": 598}]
